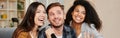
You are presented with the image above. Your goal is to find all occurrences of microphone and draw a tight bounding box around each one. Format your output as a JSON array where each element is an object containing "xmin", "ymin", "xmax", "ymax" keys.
[{"xmin": 51, "ymin": 33, "xmax": 57, "ymax": 38}]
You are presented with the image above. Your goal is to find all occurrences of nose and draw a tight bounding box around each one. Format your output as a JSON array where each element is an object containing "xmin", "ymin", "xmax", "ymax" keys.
[
  {"xmin": 77, "ymin": 12, "xmax": 83, "ymax": 16},
  {"xmin": 78, "ymin": 13, "xmax": 81, "ymax": 16},
  {"xmin": 54, "ymin": 14, "xmax": 59, "ymax": 19},
  {"xmin": 40, "ymin": 13, "xmax": 46, "ymax": 18}
]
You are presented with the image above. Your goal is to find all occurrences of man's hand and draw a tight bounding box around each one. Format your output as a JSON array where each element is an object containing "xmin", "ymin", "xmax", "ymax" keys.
[{"xmin": 45, "ymin": 28, "xmax": 54, "ymax": 38}]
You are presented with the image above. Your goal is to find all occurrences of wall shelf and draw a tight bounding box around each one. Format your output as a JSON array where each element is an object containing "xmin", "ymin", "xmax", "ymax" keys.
[{"xmin": 0, "ymin": 0, "xmax": 25, "ymax": 28}]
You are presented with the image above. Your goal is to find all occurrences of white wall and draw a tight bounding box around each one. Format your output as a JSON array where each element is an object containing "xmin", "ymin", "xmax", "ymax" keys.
[
  {"xmin": 95, "ymin": 0, "xmax": 120, "ymax": 38},
  {"xmin": 64, "ymin": 0, "xmax": 74, "ymax": 13}
]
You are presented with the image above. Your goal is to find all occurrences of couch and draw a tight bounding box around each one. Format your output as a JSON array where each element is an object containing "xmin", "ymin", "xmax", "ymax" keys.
[{"xmin": 0, "ymin": 27, "xmax": 16, "ymax": 38}]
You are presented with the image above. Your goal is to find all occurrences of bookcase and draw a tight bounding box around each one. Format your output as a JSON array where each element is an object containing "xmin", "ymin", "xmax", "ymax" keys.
[{"xmin": 0, "ymin": 0, "xmax": 25, "ymax": 28}]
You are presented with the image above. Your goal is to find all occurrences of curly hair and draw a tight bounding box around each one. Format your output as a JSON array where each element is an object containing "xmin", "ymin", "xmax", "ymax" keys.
[{"xmin": 65, "ymin": 0, "xmax": 102, "ymax": 30}]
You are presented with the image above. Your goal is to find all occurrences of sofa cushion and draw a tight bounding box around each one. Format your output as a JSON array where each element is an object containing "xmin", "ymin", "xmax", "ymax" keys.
[{"xmin": 0, "ymin": 27, "xmax": 16, "ymax": 38}]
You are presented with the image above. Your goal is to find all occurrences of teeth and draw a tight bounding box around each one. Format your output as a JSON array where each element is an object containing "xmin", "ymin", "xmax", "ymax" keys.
[
  {"xmin": 76, "ymin": 17, "xmax": 80, "ymax": 20},
  {"xmin": 38, "ymin": 17, "xmax": 44, "ymax": 21},
  {"xmin": 40, "ymin": 20, "xmax": 43, "ymax": 21},
  {"xmin": 76, "ymin": 17, "xmax": 81, "ymax": 20},
  {"xmin": 38, "ymin": 19, "xmax": 44, "ymax": 21}
]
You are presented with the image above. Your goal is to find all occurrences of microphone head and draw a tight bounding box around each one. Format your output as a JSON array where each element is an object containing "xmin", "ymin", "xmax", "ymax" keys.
[{"xmin": 51, "ymin": 33, "xmax": 57, "ymax": 38}]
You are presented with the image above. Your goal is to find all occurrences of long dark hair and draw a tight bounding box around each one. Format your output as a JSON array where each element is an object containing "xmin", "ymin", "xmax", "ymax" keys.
[
  {"xmin": 12, "ymin": 2, "xmax": 45, "ymax": 38},
  {"xmin": 65, "ymin": 0, "xmax": 102, "ymax": 30}
]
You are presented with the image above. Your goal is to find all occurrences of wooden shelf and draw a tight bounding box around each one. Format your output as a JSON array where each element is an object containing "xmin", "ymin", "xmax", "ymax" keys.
[
  {"xmin": 0, "ymin": 0, "xmax": 7, "ymax": 2},
  {"xmin": 0, "ymin": 9, "xmax": 7, "ymax": 11},
  {"xmin": 9, "ymin": 0, "xmax": 17, "ymax": 2},
  {"xmin": 0, "ymin": 19, "xmax": 8, "ymax": 21},
  {"xmin": 9, "ymin": 9, "xmax": 17, "ymax": 10},
  {"xmin": 0, "ymin": 0, "xmax": 25, "ymax": 28},
  {"xmin": 17, "ymin": 10, "xmax": 24, "ymax": 11},
  {"xmin": 18, "ymin": 0, "xmax": 25, "ymax": 2}
]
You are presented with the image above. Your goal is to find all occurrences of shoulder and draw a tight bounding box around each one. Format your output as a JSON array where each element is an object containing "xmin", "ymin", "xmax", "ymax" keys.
[
  {"xmin": 13, "ymin": 28, "xmax": 30, "ymax": 38},
  {"xmin": 64, "ymin": 25, "xmax": 75, "ymax": 34},
  {"xmin": 38, "ymin": 25, "xmax": 50, "ymax": 38},
  {"xmin": 82, "ymin": 22, "xmax": 97, "ymax": 30},
  {"xmin": 18, "ymin": 31, "xmax": 29, "ymax": 38},
  {"xmin": 63, "ymin": 24, "xmax": 77, "ymax": 38},
  {"xmin": 82, "ymin": 23, "xmax": 103, "ymax": 38},
  {"xmin": 19, "ymin": 31, "xmax": 28, "ymax": 35},
  {"xmin": 90, "ymin": 24, "xmax": 97, "ymax": 30},
  {"xmin": 64, "ymin": 25, "xmax": 72, "ymax": 31},
  {"xmin": 82, "ymin": 22, "xmax": 98, "ymax": 32}
]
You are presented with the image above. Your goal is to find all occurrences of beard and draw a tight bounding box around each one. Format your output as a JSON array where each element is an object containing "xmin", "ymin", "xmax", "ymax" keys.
[{"xmin": 52, "ymin": 24, "xmax": 63, "ymax": 28}]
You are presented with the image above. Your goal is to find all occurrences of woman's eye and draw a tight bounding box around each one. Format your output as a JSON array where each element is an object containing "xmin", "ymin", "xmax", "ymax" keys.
[
  {"xmin": 74, "ymin": 9, "xmax": 79, "ymax": 12},
  {"xmin": 76, "ymin": 10, "xmax": 79, "ymax": 12},
  {"xmin": 36, "ymin": 11, "xmax": 40, "ymax": 13},
  {"xmin": 37, "ymin": 12, "xmax": 40, "ymax": 13},
  {"xmin": 81, "ymin": 11, "xmax": 86, "ymax": 15}
]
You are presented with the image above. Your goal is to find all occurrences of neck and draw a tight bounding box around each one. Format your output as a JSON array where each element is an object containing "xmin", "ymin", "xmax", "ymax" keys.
[
  {"xmin": 30, "ymin": 25, "xmax": 39, "ymax": 38},
  {"xmin": 71, "ymin": 21, "xmax": 82, "ymax": 36},
  {"xmin": 31, "ymin": 25, "xmax": 38, "ymax": 32},
  {"xmin": 52, "ymin": 25, "xmax": 63, "ymax": 36},
  {"xmin": 71, "ymin": 21, "xmax": 82, "ymax": 27}
]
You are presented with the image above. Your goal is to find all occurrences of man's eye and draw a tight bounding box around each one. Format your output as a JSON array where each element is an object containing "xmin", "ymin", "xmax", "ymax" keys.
[
  {"xmin": 57, "ymin": 10, "xmax": 62, "ymax": 14},
  {"xmin": 58, "ymin": 12, "xmax": 61, "ymax": 14},
  {"xmin": 50, "ymin": 13, "xmax": 54, "ymax": 16}
]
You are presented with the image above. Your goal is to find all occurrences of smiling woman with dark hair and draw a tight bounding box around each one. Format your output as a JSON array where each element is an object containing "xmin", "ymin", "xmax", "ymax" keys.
[
  {"xmin": 65, "ymin": 0, "xmax": 103, "ymax": 38},
  {"xmin": 12, "ymin": 2, "xmax": 46, "ymax": 38}
]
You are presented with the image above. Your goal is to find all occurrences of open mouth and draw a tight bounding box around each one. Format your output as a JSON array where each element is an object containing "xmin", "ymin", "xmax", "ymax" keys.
[
  {"xmin": 38, "ymin": 19, "xmax": 44, "ymax": 22},
  {"xmin": 53, "ymin": 18, "xmax": 61, "ymax": 24},
  {"xmin": 76, "ymin": 16, "xmax": 81, "ymax": 20}
]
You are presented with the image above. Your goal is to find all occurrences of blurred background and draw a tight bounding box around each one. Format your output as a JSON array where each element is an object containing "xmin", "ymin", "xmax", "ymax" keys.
[{"xmin": 0, "ymin": 0, "xmax": 120, "ymax": 38}]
